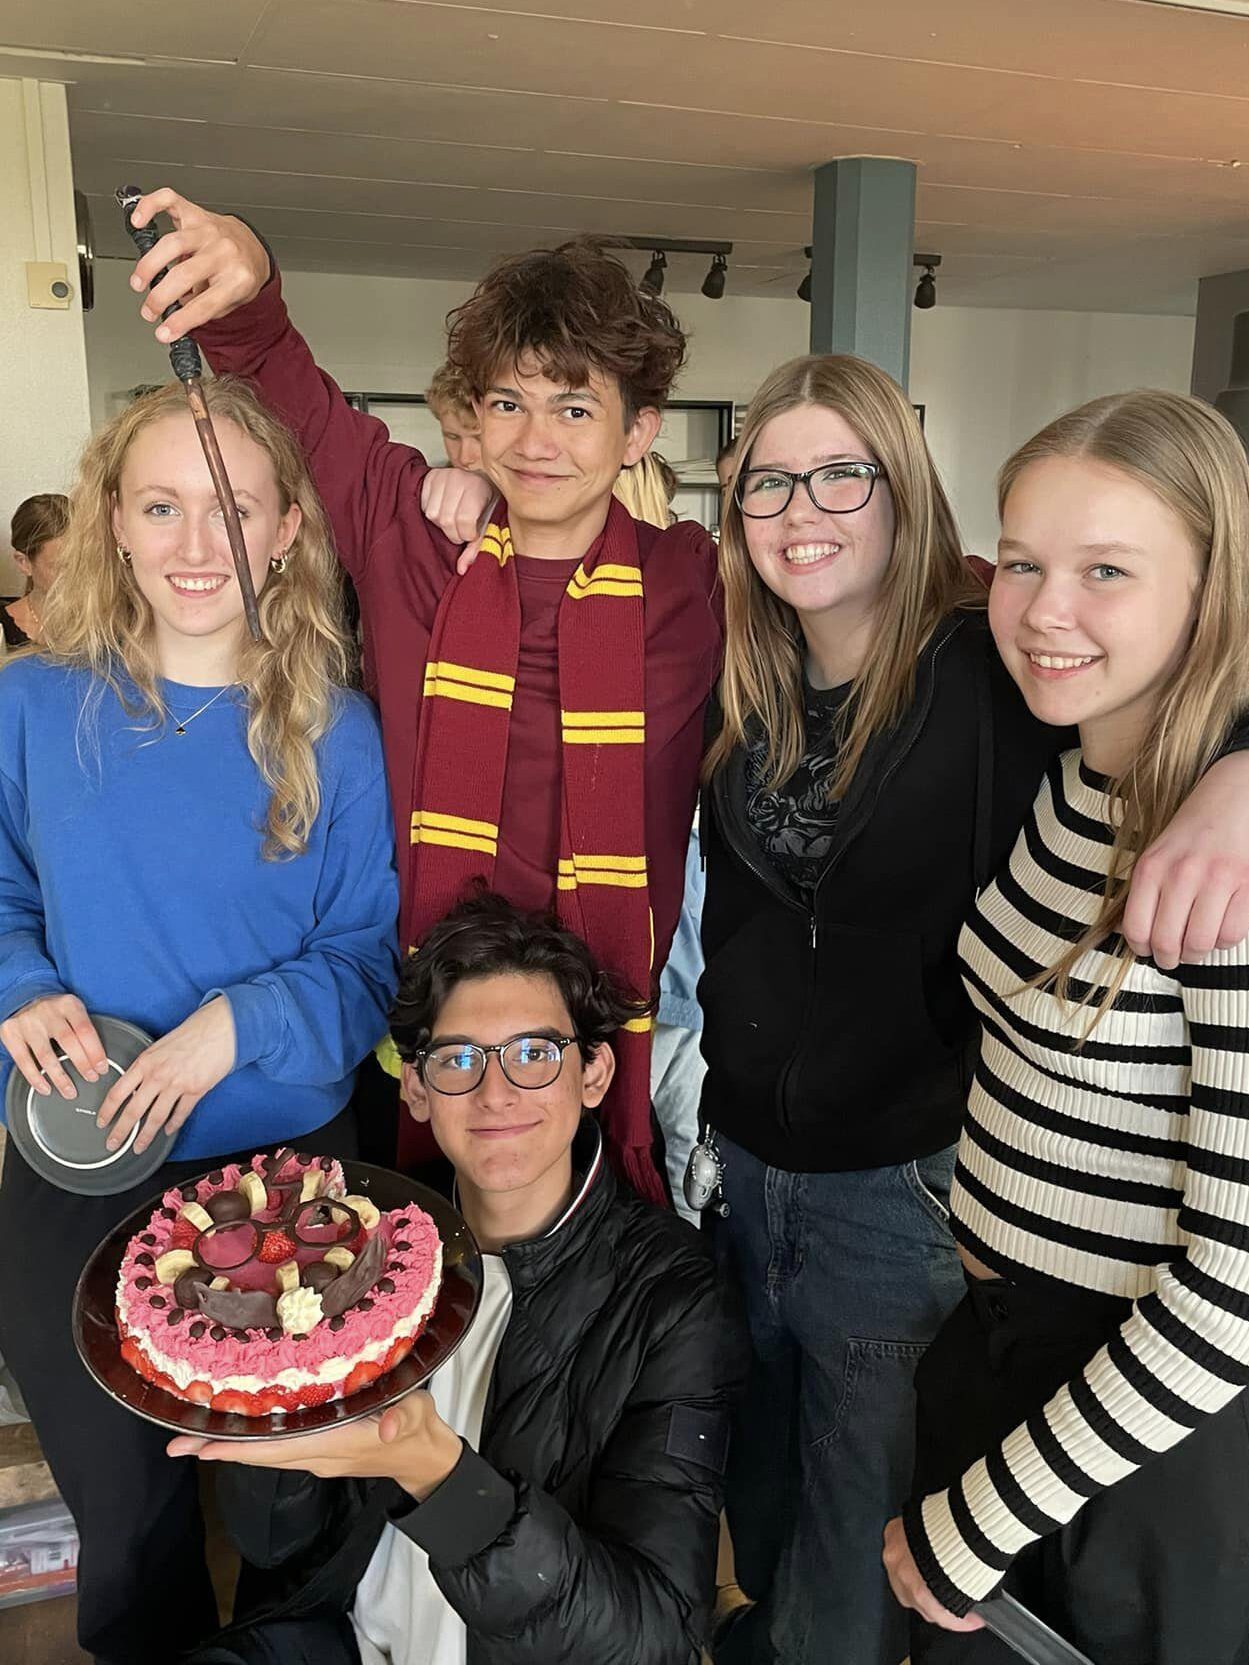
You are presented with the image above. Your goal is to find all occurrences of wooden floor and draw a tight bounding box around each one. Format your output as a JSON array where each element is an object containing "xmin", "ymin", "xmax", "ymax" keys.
[{"xmin": 0, "ymin": 1594, "xmax": 86, "ymax": 1665}]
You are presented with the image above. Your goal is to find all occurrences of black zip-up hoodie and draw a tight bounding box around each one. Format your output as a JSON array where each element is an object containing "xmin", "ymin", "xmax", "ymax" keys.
[{"xmin": 699, "ymin": 609, "xmax": 1062, "ymax": 1173}]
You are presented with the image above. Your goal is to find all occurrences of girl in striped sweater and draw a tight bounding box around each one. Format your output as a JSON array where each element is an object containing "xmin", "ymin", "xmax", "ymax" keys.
[{"xmin": 885, "ymin": 390, "xmax": 1249, "ymax": 1664}]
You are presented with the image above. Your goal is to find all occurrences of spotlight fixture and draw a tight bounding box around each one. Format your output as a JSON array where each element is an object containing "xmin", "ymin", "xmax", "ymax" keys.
[
  {"xmin": 913, "ymin": 252, "xmax": 941, "ymax": 310},
  {"xmin": 625, "ymin": 237, "xmax": 732, "ymax": 298},
  {"xmin": 798, "ymin": 244, "xmax": 813, "ymax": 303},
  {"xmin": 641, "ymin": 250, "xmax": 667, "ymax": 296},
  {"xmin": 701, "ymin": 252, "xmax": 728, "ymax": 300}
]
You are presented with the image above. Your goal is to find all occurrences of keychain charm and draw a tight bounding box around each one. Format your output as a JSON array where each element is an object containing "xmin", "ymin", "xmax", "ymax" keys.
[{"xmin": 684, "ymin": 1132, "xmax": 729, "ymax": 1218}]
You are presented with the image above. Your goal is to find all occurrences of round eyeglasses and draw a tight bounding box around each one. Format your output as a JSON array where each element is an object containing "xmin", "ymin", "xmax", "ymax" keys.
[
  {"xmin": 735, "ymin": 461, "xmax": 884, "ymax": 519},
  {"xmin": 418, "ymin": 1035, "xmax": 579, "ymax": 1095}
]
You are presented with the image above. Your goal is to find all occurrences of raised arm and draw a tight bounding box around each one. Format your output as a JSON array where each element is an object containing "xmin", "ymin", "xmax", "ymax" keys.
[{"xmin": 125, "ymin": 190, "xmax": 490, "ymax": 580}]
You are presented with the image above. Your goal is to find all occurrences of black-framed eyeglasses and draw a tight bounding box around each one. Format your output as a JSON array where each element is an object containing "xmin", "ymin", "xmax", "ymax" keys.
[
  {"xmin": 735, "ymin": 461, "xmax": 885, "ymax": 519},
  {"xmin": 417, "ymin": 1035, "xmax": 579, "ymax": 1095}
]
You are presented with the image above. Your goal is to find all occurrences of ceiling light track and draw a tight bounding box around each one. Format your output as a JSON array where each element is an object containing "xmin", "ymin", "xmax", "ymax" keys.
[{"xmin": 624, "ymin": 237, "xmax": 735, "ymax": 300}]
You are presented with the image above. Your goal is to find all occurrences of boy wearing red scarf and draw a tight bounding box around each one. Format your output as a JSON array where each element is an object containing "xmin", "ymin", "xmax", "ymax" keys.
[{"xmin": 126, "ymin": 191, "xmax": 721, "ymax": 1205}]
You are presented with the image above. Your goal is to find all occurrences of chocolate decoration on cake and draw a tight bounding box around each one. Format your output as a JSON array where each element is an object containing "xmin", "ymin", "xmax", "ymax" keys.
[
  {"xmin": 174, "ymin": 1267, "xmax": 214, "ymax": 1310},
  {"xmin": 395, "ymin": 1240, "xmax": 411, "ymax": 1251},
  {"xmin": 167, "ymin": 1309, "xmax": 184, "ymax": 1326},
  {"xmin": 150, "ymin": 1295, "xmax": 166, "ymax": 1309},
  {"xmin": 208, "ymin": 1169, "xmax": 223, "ymax": 1184},
  {"xmin": 204, "ymin": 1190, "xmax": 251, "ymax": 1226},
  {"xmin": 180, "ymin": 1184, "xmax": 199, "ymax": 1202},
  {"xmin": 318, "ymin": 1155, "xmax": 333, "ymax": 1171},
  {"xmin": 189, "ymin": 1322, "xmax": 207, "ymax": 1340},
  {"xmin": 328, "ymin": 1315, "xmax": 345, "ymax": 1332},
  {"xmin": 135, "ymin": 1252, "xmax": 154, "ymax": 1267},
  {"xmin": 378, "ymin": 1277, "xmax": 395, "ymax": 1294},
  {"xmin": 192, "ymin": 1284, "xmax": 280, "ymax": 1332},
  {"xmin": 319, "ymin": 1231, "xmax": 385, "ymax": 1319},
  {"xmin": 160, "ymin": 1207, "xmax": 176, "ymax": 1220},
  {"xmin": 266, "ymin": 1327, "xmax": 282, "ymax": 1342},
  {"xmin": 296, "ymin": 1151, "xmax": 310, "ymax": 1165},
  {"xmin": 210, "ymin": 1326, "xmax": 227, "ymax": 1342},
  {"xmin": 292, "ymin": 1198, "xmax": 358, "ymax": 1247},
  {"xmin": 140, "ymin": 1233, "xmax": 156, "ymax": 1246},
  {"xmin": 357, "ymin": 1297, "xmax": 374, "ymax": 1312},
  {"xmin": 135, "ymin": 1277, "xmax": 152, "ymax": 1291},
  {"xmin": 301, "ymin": 1260, "xmax": 339, "ymax": 1294}
]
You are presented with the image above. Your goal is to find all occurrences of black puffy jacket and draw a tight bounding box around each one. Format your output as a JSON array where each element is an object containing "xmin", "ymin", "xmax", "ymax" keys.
[{"xmin": 208, "ymin": 1123, "xmax": 748, "ymax": 1664}]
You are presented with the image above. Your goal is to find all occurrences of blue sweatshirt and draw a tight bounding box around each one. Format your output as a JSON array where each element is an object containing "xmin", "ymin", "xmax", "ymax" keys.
[{"xmin": 0, "ymin": 657, "xmax": 400, "ymax": 1158}]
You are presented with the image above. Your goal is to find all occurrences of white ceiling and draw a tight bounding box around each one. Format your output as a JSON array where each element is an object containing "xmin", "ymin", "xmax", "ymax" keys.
[{"xmin": 4, "ymin": 0, "xmax": 1249, "ymax": 311}]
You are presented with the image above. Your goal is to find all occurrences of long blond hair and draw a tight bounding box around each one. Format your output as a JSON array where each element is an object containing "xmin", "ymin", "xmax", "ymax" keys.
[
  {"xmin": 706, "ymin": 354, "xmax": 977, "ymax": 797},
  {"xmin": 613, "ymin": 451, "xmax": 678, "ymax": 530},
  {"xmin": 37, "ymin": 378, "xmax": 350, "ymax": 858},
  {"xmin": 1001, "ymin": 390, "xmax": 1249, "ymax": 1009}
]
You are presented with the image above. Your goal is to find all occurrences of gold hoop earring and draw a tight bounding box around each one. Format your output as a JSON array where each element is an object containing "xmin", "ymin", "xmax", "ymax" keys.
[
  {"xmin": 269, "ymin": 551, "xmax": 288, "ymax": 574},
  {"xmin": 116, "ymin": 544, "xmax": 132, "ymax": 565}
]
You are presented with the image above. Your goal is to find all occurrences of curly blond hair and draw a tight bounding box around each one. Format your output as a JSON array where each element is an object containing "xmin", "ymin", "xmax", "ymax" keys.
[{"xmin": 35, "ymin": 377, "xmax": 351, "ymax": 859}]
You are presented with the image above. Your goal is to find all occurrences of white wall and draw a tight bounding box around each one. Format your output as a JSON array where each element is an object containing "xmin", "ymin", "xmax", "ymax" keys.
[
  {"xmin": 85, "ymin": 258, "xmax": 1194, "ymax": 561},
  {"xmin": 911, "ymin": 307, "xmax": 1196, "ymax": 556},
  {"xmin": 0, "ymin": 78, "xmax": 91, "ymax": 595}
]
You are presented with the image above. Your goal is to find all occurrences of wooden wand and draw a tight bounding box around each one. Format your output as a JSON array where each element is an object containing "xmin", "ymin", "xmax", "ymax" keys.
[{"xmin": 116, "ymin": 185, "xmax": 263, "ymax": 642}]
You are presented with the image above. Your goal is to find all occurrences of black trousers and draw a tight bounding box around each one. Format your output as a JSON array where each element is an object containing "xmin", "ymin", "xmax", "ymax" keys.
[
  {"xmin": 187, "ymin": 1615, "xmax": 362, "ymax": 1665},
  {"xmin": 911, "ymin": 1275, "xmax": 1249, "ymax": 1665},
  {"xmin": 0, "ymin": 1103, "xmax": 357, "ymax": 1665}
]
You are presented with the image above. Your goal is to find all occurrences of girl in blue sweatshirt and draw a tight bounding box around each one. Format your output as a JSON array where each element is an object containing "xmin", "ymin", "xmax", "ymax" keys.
[{"xmin": 0, "ymin": 377, "xmax": 399, "ymax": 1665}]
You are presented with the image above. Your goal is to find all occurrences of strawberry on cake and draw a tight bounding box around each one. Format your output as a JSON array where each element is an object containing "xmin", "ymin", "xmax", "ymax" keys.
[{"xmin": 115, "ymin": 1149, "xmax": 442, "ymax": 1416}]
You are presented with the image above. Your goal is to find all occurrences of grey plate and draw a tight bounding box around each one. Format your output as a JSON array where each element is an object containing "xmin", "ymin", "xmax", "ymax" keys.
[{"xmin": 4, "ymin": 1015, "xmax": 163, "ymax": 1196}]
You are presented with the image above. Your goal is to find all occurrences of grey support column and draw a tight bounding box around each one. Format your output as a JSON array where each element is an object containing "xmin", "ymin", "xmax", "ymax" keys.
[{"xmin": 809, "ymin": 158, "xmax": 918, "ymax": 390}]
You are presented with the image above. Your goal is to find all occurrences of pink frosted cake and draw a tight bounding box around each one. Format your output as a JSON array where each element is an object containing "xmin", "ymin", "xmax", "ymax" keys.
[{"xmin": 115, "ymin": 1149, "xmax": 442, "ymax": 1416}]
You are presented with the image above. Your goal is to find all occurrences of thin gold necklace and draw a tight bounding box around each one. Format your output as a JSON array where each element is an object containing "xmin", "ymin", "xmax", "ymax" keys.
[{"xmin": 171, "ymin": 682, "xmax": 237, "ymax": 736}]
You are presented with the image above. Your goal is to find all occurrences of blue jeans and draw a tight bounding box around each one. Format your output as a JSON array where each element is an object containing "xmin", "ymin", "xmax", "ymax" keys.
[{"xmin": 713, "ymin": 1136, "xmax": 964, "ymax": 1665}]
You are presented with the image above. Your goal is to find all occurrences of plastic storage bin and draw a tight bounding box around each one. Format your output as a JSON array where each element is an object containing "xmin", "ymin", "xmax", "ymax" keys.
[{"xmin": 0, "ymin": 1498, "xmax": 79, "ymax": 1609}]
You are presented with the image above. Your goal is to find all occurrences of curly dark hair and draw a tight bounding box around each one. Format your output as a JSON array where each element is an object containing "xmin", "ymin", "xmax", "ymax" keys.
[
  {"xmin": 390, "ymin": 892, "xmax": 652, "ymax": 1067},
  {"xmin": 444, "ymin": 239, "xmax": 687, "ymax": 423}
]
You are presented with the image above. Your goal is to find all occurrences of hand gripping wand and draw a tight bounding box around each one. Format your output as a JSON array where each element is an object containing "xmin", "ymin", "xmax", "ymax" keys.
[{"xmin": 116, "ymin": 185, "xmax": 263, "ymax": 642}]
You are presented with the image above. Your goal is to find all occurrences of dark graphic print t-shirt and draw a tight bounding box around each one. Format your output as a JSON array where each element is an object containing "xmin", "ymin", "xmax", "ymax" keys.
[{"xmin": 744, "ymin": 677, "xmax": 851, "ymax": 898}]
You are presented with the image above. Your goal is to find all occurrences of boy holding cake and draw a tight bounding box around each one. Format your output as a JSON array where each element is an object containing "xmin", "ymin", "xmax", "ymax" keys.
[{"xmin": 172, "ymin": 893, "xmax": 746, "ymax": 1665}]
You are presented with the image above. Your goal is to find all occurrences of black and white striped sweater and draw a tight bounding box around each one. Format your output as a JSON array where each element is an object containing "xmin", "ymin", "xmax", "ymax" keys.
[{"xmin": 905, "ymin": 748, "xmax": 1249, "ymax": 1613}]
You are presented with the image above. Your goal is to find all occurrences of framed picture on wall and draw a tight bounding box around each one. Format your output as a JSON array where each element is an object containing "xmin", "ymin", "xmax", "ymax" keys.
[{"xmin": 913, "ymin": 403, "xmax": 926, "ymax": 430}]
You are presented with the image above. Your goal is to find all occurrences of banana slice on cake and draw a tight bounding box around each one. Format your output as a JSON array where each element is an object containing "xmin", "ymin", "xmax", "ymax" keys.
[
  {"xmin": 343, "ymin": 1195, "xmax": 380, "ymax": 1231},
  {"xmin": 154, "ymin": 1249, "xmax": 197, "ymax": 1286},
  {"xmin": 237, "ymin": 1171, "xmax": 267, "ymax": 1214}
]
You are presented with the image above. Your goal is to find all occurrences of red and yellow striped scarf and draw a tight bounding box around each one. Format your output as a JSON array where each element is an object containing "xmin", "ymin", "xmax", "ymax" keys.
[{"xmin": 399, "ymin": 500, "xmax": 660, "ymax": 1204}]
